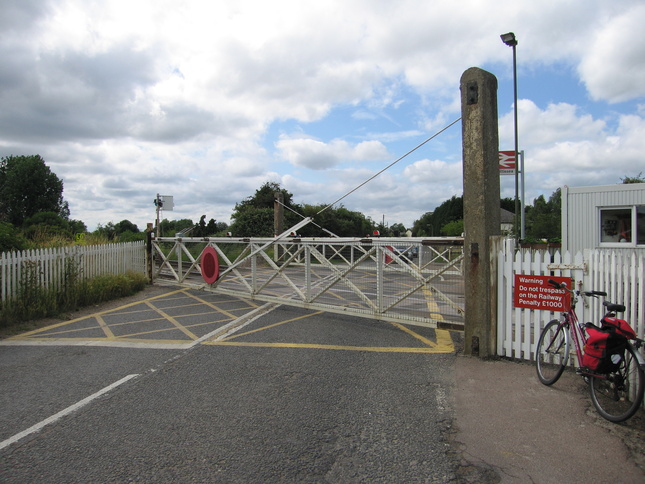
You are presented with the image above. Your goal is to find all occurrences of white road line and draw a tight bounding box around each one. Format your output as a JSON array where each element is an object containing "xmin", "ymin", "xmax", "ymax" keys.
[
  {"xmin": 0, "ymin": 374, "xmax": 139, "ymax": 452},
  {"xmin": 191, "ymin": 302, "xmax": 279, "ymax": 345}
]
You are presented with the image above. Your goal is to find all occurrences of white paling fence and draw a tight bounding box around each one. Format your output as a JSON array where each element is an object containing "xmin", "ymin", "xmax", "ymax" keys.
[
  {"xmin": 497, "ymin": 240, "xmax": 645, "ymax": 362},
  {"xmin": 0, "ymin": 241, "xmax": 146, "ymax": 303}
]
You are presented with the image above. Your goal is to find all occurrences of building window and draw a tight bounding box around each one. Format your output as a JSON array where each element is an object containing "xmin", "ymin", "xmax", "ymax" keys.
[{"xmin": 600, "ymin": 206, "xmax": 644, "ymax": 246}]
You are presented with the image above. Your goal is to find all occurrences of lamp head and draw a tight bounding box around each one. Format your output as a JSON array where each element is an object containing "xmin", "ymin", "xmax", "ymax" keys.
[{"xmin": 500, "ymin": 32, "xmax": 517, "ymax": 46}]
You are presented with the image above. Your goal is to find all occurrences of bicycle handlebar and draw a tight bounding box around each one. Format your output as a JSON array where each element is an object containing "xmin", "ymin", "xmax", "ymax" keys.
[
  {"xmin": 547, "ymin": 279, "xmax": 565, "ymax": 289},
  {"xmin": 546, "ymin": 279, "xmax": 607, "ymax": 299}
]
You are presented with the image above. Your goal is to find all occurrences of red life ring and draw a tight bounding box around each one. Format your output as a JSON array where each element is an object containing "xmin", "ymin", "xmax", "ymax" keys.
[{"xmin": 201, "ymin": 246, "xmax": 219, "ymax": 284}]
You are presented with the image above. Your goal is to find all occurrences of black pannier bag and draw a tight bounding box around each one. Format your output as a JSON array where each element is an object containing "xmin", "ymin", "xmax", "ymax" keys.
[{"xmin": 582, "ymin": 324, "xmax": 628, "ymax": 373}]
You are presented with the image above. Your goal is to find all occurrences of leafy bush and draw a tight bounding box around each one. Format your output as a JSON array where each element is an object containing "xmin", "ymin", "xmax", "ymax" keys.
[
  {"xmin": 0, "ymin": 222, "xmax": 28, "ymax": 252},
  {"xmin": 0, "ymin": 270, "xmax": 148, "ymax": 329}
]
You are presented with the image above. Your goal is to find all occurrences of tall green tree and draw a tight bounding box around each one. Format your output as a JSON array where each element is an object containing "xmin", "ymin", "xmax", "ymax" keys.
[
  {"xmin": 0, "ymin": 155, "xmax": 69, "ymax": 226},
  {"xmin": 230, "ymin": 182, "xmax": 300, "ymax": 236},
  {"xmin": 114, "ymin": 220, "xmax": 139, "ymax": 234},
  {"xmin": 524, "ymin": 188, "xmax": 561, "ymax": 240},
  {"xmin": 412, "ymin": 195, "xmax": 463, "ymax": 236},
  {"xmin": 441, "ymin": 219, "xmax": 464, "ymax": 236},
  {"xmin": 412, "ymin": 195, "xmax": 519, "ymax": 237},
  {"xmin": 300, "ymin": 204, "xmax": 375, "ymax": 237}
]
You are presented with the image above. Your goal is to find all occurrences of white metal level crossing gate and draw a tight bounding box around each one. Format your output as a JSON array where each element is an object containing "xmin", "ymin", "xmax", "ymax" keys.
[{"xmin": 151, "ymin": 237, "xmax": 464, "ymax": 329}]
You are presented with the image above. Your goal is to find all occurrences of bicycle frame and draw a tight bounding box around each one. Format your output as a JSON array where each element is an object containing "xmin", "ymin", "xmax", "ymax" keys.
[
  {"xmin": 555, "ymin": 293, "xmax": 587, "ymax": 369},
  {"xmin": 557, "ymin": 286, "xmax": 644, "ymax": 377}
]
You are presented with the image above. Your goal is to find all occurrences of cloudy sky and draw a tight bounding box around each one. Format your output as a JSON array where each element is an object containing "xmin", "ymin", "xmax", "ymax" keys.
[{"xmin": 2, "ymin": 0, "xmax": 644, "ymax": 232}]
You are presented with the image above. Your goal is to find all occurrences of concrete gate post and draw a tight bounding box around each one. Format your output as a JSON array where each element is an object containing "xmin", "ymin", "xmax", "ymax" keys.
[{"xmin": 460, "ymin": 67, "xmax": 501, "ymax": 357}]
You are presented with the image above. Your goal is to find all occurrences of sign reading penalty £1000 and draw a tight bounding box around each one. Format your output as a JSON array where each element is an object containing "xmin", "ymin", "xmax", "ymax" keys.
[{"xmin": 513, "ymin": 275, "xmax": 571, "ymax": 311}]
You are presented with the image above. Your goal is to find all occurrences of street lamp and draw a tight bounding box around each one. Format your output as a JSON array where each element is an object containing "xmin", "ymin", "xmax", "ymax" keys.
[{"xmin": 500, "ymin": 32, "xmax": 521, "ymax": 242}]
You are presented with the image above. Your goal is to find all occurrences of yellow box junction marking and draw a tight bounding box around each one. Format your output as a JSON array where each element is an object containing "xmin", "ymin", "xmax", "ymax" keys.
[
  {"xmin": 9, "ymin": 289, "xmax": 187, "ymax": 340},
  {"xmin": 206, "ymin": 310, "xmax": 455, "ymax": 354},
  {"xmin": 5, "ymin": 289, "xmax": 248, "ymax": 345},
  {"xmin": 5, "ymin": 288, "xmax": 455, "ymax": 353}
]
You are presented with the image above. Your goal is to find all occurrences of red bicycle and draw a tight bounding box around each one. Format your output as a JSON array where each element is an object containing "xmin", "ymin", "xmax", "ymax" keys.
[{"xmin": 535, "ymin": 279, "xmax": 645, "ymax": 422}]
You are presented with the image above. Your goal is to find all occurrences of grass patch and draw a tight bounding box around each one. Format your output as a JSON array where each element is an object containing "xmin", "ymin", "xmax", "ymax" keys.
[{"xmin": 0, "ymin": 269, "xmax": 148, "ymax": 330}]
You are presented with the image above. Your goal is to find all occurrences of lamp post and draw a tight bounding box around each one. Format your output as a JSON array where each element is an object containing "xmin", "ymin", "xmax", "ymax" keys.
[{"xmin": 501, "ymin": 32, "xmax": 520, "ymax": 242}]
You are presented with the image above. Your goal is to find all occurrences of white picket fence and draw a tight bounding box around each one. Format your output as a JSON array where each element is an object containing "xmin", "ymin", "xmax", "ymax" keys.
[
  {"xmin": 497, "ymin": 240, "xmax": 645, "ymax": 362},
  {"xmin": 0, "ymin": 241, "xmax": 146, "ymax": 304}
]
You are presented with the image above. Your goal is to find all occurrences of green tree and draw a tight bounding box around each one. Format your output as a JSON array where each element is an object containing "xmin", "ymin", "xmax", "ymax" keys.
[
  {"xmin": 413, "ymin": 195, "xmax": 520, "ymax": 237},
  {"xmin": 441, "ymin": 219, "xmax": 464, "ymax": 236},
  {"xmin": 389, "ymin": 223, "xmax": 407, "ymax": 236},
  {"xmin": 299, "ymin": 204, "xmax": 375, "ymax": 237},
  {"xmin": 621, "ymin": 172, "xmax": 644, "ymax": 184},
  {"xmin": 524, "ymin": 188, "xmax": 561, "ymax": 241},
  {"xmin": 411, "ymin": 211, "xmax": 435, "ymax": 237},
  {"xmin": 0, "ymin": 222, "xmax": 28, "ymax": 252},
  {"xmin": 95, "ymin": 222, "xmax": 117, "ymax": 240},
  {"xmin": 231, "ymin": 208, "xmax": 275, "ymax": 237},
  {"xmin": 193, "ymin": 215, "xmax": 208, "ymax": 237},
  {"xmin": 205, "ymin": 218, "xmax": 218, "ymax": 235},
  {"xmin": 22, "ymin": 211, "xmax": 70, "ymax": 239},
  {"xmin": 500, "ymin": 197, "xmax": 515, "ymax": 213},
  {"xmin": 68, "ymin": 219, "xmax": 87, "ymax": 235},
  {"xmin": 412, "ymin": 195, "xmax": 463, "ymax": 236},
  {"xmin": 230, "ymin": 182, "xmax": 300, "ymax": 236},
  {"xmin": 0, "ymin": 155, "xmax": 69, "ymax": 226},
  {"xmin": 114, "ymin": 220, "xmax": 139, "ymax": 234},
  {"xmin": 157, "ymin": 218, "xmax": 194, "ymax": 237}
]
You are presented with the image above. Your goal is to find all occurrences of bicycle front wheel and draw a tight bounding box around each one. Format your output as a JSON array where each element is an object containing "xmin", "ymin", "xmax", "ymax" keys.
[
  {"xmin": 589, "ymin": 343, "xmax": 644, "ymax": 423},
  {"xmin": 536, "ymin": 319, "xmax": 570, "ymax": 385}
]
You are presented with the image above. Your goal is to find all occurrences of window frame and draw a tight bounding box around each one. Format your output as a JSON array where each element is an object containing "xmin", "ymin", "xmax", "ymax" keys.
[{"xmin": 598, "ymin": 205, "xmax": 644, "ymax": 248}]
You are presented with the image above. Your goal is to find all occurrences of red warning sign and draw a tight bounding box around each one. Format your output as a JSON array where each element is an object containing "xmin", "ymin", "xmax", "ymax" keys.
[
  {"xmin": 513, "ymin": 275, "xmax": 571, "ymax": 311},
  {"xmin": 201, "ymin": 246, "xmax": 220, "ymax": 284}
]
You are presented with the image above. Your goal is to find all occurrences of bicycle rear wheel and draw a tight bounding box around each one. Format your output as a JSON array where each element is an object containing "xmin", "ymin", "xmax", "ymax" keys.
[
  {"xmin": 536, "ymin": 319, "xmax": 570, "ymax": 385},
  {"xmin": 589, "ymin": 343, "xmax": 644, "ymax": 423}
]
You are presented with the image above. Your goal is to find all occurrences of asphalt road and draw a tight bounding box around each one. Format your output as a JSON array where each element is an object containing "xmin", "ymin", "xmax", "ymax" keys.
[{"xmin": 0, "ymin": 290, "xmax": 462, "ymax": 482}]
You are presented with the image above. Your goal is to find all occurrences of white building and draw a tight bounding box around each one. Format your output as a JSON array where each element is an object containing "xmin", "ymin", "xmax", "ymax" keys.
[{"xmin": 561, "ymin": 183, "xmax": 645, "ymax": 254}]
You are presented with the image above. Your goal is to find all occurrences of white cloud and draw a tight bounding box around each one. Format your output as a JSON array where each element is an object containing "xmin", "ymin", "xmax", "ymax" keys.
[
  {"xmin": 1, "ymin": 0, "xmax": 644, "ymax": 231},
  {"xmin": 498, "ymin": 103, "xmax": 645, "ymax": 204},
  {"xmin": 578, "ymin": 4, "xmax": 645, "ymax": 103},
  {"xmin": 276, "ymin": 136, "xmax": 389, "ymax": 170},
  {"xmin": 403, "ymin": 159, "xmax": 463, "ymax": 185},
  {"xmin": 499, "ymin": 100, "xmax": 607, "ymax": 148}
]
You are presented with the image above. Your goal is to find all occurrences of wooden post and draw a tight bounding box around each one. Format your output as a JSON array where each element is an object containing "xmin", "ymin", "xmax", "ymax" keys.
[
  {"xmin": 274, "ymin": 192, "xmax": 284, "ymax": 262},
  {"xmin": 460, "ymin": 67, "xmax": 501, "ymax": 357},
  {"xmin": 146, "ymin": 223, "xmax": 154, "ymax": 284}
]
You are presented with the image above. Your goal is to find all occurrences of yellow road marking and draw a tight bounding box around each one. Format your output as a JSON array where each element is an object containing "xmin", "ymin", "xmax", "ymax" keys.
[
  {"xmin": 423, "ymin": 288, "xmax": 443, "ymax": 321},
  {"xmin": 4, "ymin": 287, "xmax": 457, "ymax": 353},
  {"xmin": 390, "ymin": 322, "xmax": 454, "ymax": 352},
  {"xmin": 10, "ymin": 288, "xmax": 188, "ymax": 339},
  {"xmin": 205, "ymin": 341, "xmax": 453, "ymax": 353},
  {"xmin": 220, "ymin": 311, "xmax": 325, "ymax": 341},
  {"xmin": 183, "ymin": 291, "xmax": 256, "ymax": 320},
  {"xmin": 435, "ymin": 328, "xmax": 454, "ymax": 347},
  {"xmin": 96, "ymin": 315, "xmax": 116, "ymax": 339},
  {"xmin": 11, "ymin": 337, "xmax": 191, "ymax": 345},
  {"xmin": 216, "ymin": 308, "xmax": 454, "ymax": 353},
  {"xmin": 144, "ymin": 300, "xmax": 199, "ymax": 340}
]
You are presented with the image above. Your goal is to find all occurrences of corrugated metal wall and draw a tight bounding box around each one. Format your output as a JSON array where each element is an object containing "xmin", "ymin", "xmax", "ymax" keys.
[{"xmin": 562, "ymin": 184, "xmax": 645, "ymax": 253}]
